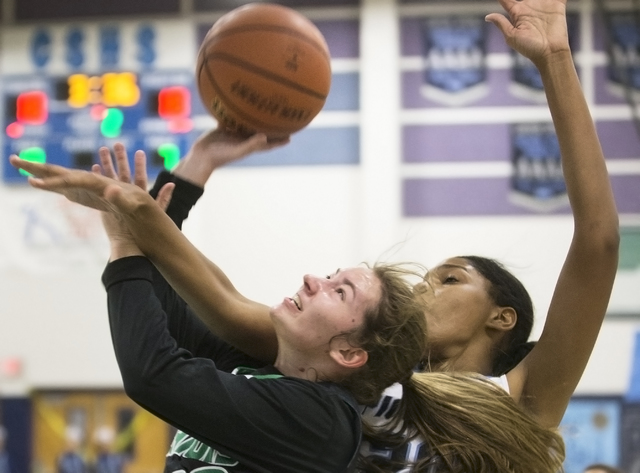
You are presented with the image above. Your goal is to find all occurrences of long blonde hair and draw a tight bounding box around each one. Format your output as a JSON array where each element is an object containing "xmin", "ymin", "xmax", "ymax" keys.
[{"xmin": 361, "ymin": 372, "xmax": 566, "ymax": 473}]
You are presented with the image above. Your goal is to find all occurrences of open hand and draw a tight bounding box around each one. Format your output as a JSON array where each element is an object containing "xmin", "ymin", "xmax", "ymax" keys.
[
  {"xmin": 94, "ymin": 144, "xmax": 174, "ymax": 245},
  {"xmin": 10, "ymin": 155, "xmax": 120, "ymax": 212},
  {"xmin": 173, "ymin": 127, "xmax": 291, "ymax": 186},
  {"xmin": 486, "ymin": 0, "xmax": 569, "ymax": 65}
]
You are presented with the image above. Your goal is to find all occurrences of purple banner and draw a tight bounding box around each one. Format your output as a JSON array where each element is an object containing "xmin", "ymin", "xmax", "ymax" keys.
[
  {"xmin": 597, "ymin": 122, "xmax": 640, "ymax": 158},
  {"xmin": 315, "ymin": 20, "xmax": 360, "ymax": 59},
  {"xmin": 401, "ymin": 18, "xmax": 508, "ymax": 56},
  {"xmin": 595, "ymin": 66, "xmax": 630, "ymax": 105},
  {"xmin": 197, "ymin": 20, "xmax": 359, "ymax": 60},
  {"xmin": 403, "ymin": 124, "xmax": 511, "ymax": 162},
  {"xmin": 403, "ymin": 175, "xmax": 640, "ymax": 216},
  {"xmin": 402, "ymin": 69, "xmax": 544, "ymax": 108}
]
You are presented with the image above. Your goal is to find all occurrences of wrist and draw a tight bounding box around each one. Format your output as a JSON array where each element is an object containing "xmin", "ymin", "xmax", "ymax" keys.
[
  {"xmin": 172, "ymin": 150, "xmax": 217, "ymax": 187},
  {"xmin": 109, "ymin": 239, "xmax": 144, "ymax": 262},
  {"xmin": 533, "ymin": 49, "xmax": 573, "ymax": 72}
]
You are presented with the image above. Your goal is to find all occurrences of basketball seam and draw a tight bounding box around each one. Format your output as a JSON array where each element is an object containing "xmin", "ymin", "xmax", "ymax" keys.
[
  {"xmin": 206, "ymin": 25, "xmax": 330, "ymax": 62},
  {"xmin": 204, "ymin": 52, "xmax": 328, "ymax": 100},
  {"xmin": 199, "ymin": 60, "xmax": 306, "ymax": 134}
]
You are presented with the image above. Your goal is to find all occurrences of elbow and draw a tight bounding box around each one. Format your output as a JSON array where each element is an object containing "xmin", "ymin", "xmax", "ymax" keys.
[
  {"xmin": 599, "ymin": 219, "xmax": 620, "ymax": 258},
  {"xmin": 120, "ymin": 369, "xmax": 146, "ymax": 402},
  {"xmin": 118, "ymin": 363, "xmax": 156, "ymax": 405},
  {"xmin": 579, "ymin": 218, "xmax": 620, "ymax": 259}
]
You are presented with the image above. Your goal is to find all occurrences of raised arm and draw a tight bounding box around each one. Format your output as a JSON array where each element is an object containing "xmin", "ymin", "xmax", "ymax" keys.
[
  {"xmin": 142, "ymin": 129, "xmax": 289, "ymax": 361},
  {"xmin": 9, "ymin": 136, "xmax": 281, "ymax": 362},
  {"xmin": 488, "ymin": 0, "xmax": 620, "ymax": 427}
]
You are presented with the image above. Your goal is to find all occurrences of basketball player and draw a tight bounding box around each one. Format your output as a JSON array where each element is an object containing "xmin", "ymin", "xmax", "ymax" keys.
[
  {"xmin": 120, "ymin": 0, "xmax": 619, "ymax": 467},
  {"xmin": 12, "ymin": 143, "xmax": 569, "ymax": 473},
  {"xmin": 10, "ymin": 0, "xmax": 616, "ymax": 470},
  {"xmin": 139, "ymin": 0, "xmax": 619, "ymax": 437}
]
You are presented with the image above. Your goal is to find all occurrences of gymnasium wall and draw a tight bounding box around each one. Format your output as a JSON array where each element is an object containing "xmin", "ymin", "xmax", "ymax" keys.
[{"xmin": 0, "ymin": 0, "xmax": 639, "ymax": 471}]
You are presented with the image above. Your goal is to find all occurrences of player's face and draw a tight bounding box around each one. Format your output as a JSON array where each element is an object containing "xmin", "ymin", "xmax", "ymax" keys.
[
  {"xmin": 413, "ymin": 257, "xmax": 497, "ymax": 359},
  {"xmin": 271, "ymin": 267, "xmax": 381, "ymax": 352}
]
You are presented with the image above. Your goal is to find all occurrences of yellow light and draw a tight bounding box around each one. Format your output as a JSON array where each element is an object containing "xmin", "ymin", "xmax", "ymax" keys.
[
  {"xmin": 68, "ymin": 74, "xmax": 90, "ymax": 108},
  {"xmin": 66, "ymin": 72, "xmax": 140, "ymax": 108},
  {"xmin": 102, "ymin": 72, "xmax": 140, "ymax": 107}
]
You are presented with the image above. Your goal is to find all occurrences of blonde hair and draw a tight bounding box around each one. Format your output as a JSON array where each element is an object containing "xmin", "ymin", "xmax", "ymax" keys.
[{"xmin": 361, "ymin": 372, "xmax": 565, "ymax": 473}]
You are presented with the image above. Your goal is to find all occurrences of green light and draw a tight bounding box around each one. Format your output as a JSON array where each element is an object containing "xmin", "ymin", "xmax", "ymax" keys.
[
  {"xmin": 158, "ymin": 143, "xmax": 180, "ymax": 171},
  {"xmin": 18, "ymin": 147, "xmax": 46, "ymax": 176},
  {"xmin": 101, "ymin": 108, "xmax": 124, "ymax": 138}
]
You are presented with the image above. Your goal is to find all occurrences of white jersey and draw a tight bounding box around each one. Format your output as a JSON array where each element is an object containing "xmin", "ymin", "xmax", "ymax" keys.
[{"xmin": 359, "ymin": 376, "xmax": 510, "ymax": 472}]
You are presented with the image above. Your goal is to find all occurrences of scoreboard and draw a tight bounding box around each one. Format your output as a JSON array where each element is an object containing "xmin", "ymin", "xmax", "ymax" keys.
[{"xmin": 1, "ymin": 20, "xmax": 212, "ymax": 183}]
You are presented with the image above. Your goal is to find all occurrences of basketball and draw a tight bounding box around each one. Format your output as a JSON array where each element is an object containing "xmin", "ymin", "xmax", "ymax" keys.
[{"xmin": 196, "ymin": 3, "xmax": 332, "ymax": 138}]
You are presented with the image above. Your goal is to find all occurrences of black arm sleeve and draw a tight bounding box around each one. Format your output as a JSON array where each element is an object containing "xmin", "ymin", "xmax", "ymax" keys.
[
  {"xmin": 148, "ymin": 171, "xmax": 241, "ymax": 361},
  {"xmin": 148, "ymin": 262, "xmax": 261, "ymax": 367},
  {"xmin": 102, "ymin": 256, "xmax": 359, "ymax": 473},
  {"xmin": 149, "ymin": 170, "xmax": 203, "ymax": 230}
]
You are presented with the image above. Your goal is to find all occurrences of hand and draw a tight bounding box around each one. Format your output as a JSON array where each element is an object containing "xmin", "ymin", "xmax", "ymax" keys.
[
  {"xmin": 95, "ymin": 144, "xmax": 174, "ymax": 254},
  {"xmin": 486, "ymin": 0, "xmax": 569, "ymax": 65},
  {"xmin": 9, "ymin": 153, "xmax": 154, "ymax": 217},
  {"xmin": 172, "ymin": 127, "xmax": 291, "ymax": 186},
  {"xmin": 10, "ymin": 155, "xmax": 120, "ymax": 212}
]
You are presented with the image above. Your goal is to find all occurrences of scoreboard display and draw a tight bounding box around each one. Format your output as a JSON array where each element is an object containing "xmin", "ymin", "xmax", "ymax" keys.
[{"xmin": 2, "ymin": 20, "xmax": 211, "ymax": 183}]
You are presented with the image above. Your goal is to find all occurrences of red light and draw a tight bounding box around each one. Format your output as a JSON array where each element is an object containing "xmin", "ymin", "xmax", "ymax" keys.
[
  {"xmin": 6, "ymin": 122, "xmax": 24, "ymax": 139},
  {"xmin": 158, "ymin": 86, "xmax": 190, "ymax": 120},
  {"xmin": 17, "ymin": 91, "xmax": 48, "ymax": 125},
  {"xmin": 90, "ymin": 104, "xmax": 107, "ymax": 121}
]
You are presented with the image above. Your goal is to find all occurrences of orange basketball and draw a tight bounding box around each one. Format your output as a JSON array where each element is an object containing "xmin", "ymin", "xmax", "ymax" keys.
[{"xmin": 196, "ymin": 3, "xmax": 332, "ymax": 138}]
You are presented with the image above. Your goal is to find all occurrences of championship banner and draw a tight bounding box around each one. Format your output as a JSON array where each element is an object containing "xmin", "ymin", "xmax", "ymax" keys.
[
  {"xmin": 509, "ymin": 122, "xmax": 568, "ymax": 212},
  {"xmin": 419, "ymin": 15, "xmax": 489, "ymax": 106},
  {"xmin": 604, "ymin": 11, "xmax": 640, "ymax": 100}
]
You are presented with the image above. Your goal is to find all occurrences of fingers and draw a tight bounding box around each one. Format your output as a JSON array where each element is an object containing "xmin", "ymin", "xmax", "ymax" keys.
[
  {"xmin": 98, "ymin": 147, "xmax": 117, "ymax": 179},
  {"xmin": 485, "ymin": 12, "xmax": 513, "ymax": 38},
  {"xmin": 244, "ymin": 133, "xmax": 269, "ymax": 152},
  {"xmin": 133, "ymin": 150, "xmax": 148, "ymax": 191},
  {"xmin": 27, "ymin": 170, "xmax": 97, "ymax": 191},
  {"xmin": 265, "ymin": 135, "xmax": 291, "ymax": 151},
  {"xmin": 155, "ymin": 182, "xmax": 175, "ymax": 212},
  {"xmin": 9, "ymin": 155, "xmax": 66, "ymax": 178},
  {"xmin": 244, "ymin": 133, "xmax": 290, "ymax": 153},
  {"xmin": 113, "ymin": 143, "xmax": 132, "ymax": 183}
]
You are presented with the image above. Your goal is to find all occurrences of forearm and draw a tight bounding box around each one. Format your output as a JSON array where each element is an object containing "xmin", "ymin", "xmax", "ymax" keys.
[
  {"xmin": 537, "ymin": 52, "xmax": 619, "ymax": 234},
  {"xmin": 121, "ymin": 198, "xmax": 278, "ymax": 361},
  {"xmin": 515, "ymin": 52, "xmax": 620, "ymax": 427}
]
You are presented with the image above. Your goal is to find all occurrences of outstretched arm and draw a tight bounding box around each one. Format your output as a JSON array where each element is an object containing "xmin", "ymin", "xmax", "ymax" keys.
[
  {"xmin": 488, "ymin": 0, "xmax": 620, "ymax": 427},
  {"xmin": 10, "ymin": 137, "xmax": 281, "ymax": 362},
  {"xmin": 143, "ymin": 129, "xmax": 288, "ymax": 361}
]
